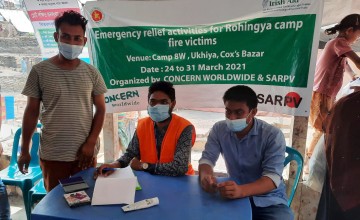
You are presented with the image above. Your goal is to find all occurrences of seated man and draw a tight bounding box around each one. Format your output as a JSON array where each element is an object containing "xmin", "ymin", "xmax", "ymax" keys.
[
  {"xmin": 199, "ymin": 85, "xmax": 293, "ymax": 220},
  {"xmin": 96, "ymin": 81, "xmax": 195, "ymax": 177}
]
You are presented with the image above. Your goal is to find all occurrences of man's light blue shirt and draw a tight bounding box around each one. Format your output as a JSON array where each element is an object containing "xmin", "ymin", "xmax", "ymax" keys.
[{"xmin": 199, "ymin": 118, "xmax": 288, "ymax": 207}]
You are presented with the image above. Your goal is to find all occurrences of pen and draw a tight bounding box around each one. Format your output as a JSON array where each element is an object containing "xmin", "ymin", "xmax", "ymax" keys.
[
  {"xmin": 103, "ymin": 168, "xmax": 116, "ymax": 171},
  {"xmin": 102, "ymin": 168, "xmax": 116, "ymax": 174}
]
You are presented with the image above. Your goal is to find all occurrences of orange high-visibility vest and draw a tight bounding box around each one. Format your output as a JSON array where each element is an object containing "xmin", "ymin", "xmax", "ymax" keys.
[{"xmin": 137, "ymin": 114, "xmax": 195, "ymax": 175}]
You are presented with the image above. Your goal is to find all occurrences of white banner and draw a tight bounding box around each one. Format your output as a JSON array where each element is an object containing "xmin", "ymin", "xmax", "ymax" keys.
[{"xmin": 84, "ymin": 0, "xmax": 324, "ymax": 116}]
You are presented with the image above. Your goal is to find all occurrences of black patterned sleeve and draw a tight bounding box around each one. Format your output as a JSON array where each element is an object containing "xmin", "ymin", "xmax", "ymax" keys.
[
  {"xmin": 151, "ymin": 125, "xmax": 193, "ymax": 176},
  {"xmin": 117, "ymin": 132, "xmax": 141, "ymax": 168}
]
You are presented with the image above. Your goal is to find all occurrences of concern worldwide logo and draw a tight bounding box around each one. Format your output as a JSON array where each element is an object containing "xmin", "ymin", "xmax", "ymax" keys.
[{"xmin": 91, "ymin": 8, "xmax": 104, "ymax": 23}]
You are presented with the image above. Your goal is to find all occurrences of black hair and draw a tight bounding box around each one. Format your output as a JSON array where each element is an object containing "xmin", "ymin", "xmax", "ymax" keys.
[
  {"xmin": 148, "ymin": 81, "xmax": 175, "ymax": 101},
  {"xmin": 54, "ymin": 10, "xmax": 88, "ymax": 33},
  {"xmin": 223, "ymin": 85, "xmax": 258, "ymax": 110},
  {"xmin": 325, "ymin": 14, "xmax": 360, "ymax": 35}
]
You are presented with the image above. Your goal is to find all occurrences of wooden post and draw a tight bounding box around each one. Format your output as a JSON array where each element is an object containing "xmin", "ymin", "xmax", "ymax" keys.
[
  {"xmin": 103, "ymin": 113, "xmax": 120, "ymax": 163},
  {"xmin": 289, "ymin": 116, "xmax": 308, "ymax": 219}
]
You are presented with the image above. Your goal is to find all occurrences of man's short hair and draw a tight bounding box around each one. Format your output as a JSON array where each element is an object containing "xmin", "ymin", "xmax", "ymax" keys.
[
  {"xmin": 148, "ymin": 81, "xmax": 175, "ymax": 101},
  {"xmin": 55, "ymin": 10, "xmax": 88, "ymax": 33},
  {"xmin": 223, "ymin": 85, "xmax": 258, "ymax": 110}
]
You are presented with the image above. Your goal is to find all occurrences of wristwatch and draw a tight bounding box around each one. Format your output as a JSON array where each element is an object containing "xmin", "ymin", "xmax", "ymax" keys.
[{"xmin": 141, "ymin": 162, "xmax": 149, "ymax": 170}]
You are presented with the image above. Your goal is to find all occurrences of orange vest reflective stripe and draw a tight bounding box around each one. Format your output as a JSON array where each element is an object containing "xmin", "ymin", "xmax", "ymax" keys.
[{"xmin": 137, "ymin": 114, "xmax": 196, "ymax": 175}]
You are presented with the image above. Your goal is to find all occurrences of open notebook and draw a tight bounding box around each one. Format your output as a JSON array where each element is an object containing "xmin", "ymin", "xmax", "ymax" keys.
[{"xmin": 92, "ymin": 166, "xmax": 141, "ymax": 205}]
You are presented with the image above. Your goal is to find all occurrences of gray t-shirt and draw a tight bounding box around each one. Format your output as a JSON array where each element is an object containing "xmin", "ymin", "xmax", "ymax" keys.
[{"xmin": 22, "ymin": 59, "xmax": 107, "ymax": 161}]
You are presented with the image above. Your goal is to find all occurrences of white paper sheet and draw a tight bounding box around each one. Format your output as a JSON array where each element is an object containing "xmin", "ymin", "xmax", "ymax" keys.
[{"xmin": 91, "ymin": 166, "xmax": 137, "ymax": 205}]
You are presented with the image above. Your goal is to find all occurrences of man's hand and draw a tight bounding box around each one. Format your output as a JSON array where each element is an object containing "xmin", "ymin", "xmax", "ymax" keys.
[
  {"xmin": 217, "ymin": 180, "xmax": 244, "ymax": 199},
  {"xmin": 17, "ymin": 152, "xmax": 31, "ymax": 174},
  {"xmin": 200, "ymin": 175, "xmax": 218, "ymax": 193},
  {"xmin": 94, "ymin": 163, "xmax": 118, "ymax": 179},
  {"xmin": 77, "ymin": 141, "xmax": 95, "ymax": 170},
  {"xmin": 130, "ymin": 157, "xmax": 142, "ymax": 171}
]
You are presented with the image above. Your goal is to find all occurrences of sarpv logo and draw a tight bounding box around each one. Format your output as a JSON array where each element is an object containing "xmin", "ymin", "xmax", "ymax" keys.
[{"xmin": 257, "ymin": 92, "xmax": 302, "ymax": 108}]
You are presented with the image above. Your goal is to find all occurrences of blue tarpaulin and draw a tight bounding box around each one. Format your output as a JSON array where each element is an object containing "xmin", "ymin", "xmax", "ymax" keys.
[{"xmin": 4, "ymin": 96, "xmax": 15, "ymax": 120}]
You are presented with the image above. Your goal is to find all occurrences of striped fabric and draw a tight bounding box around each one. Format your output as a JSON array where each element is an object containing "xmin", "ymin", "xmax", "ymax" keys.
[{"xmin": 22, "ymin": 59, "xmax": 107, "ymax": 161}]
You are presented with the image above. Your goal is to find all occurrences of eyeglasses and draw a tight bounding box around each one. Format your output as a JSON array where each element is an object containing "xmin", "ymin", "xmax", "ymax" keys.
[
  {"xmin": 59, "ymin": 33, "xmax": 85, "ymax": 42},
  {"xmin": 149, "ymin": 99, "xmax": 171, "ymax": 107},
  {"xmin": 225, "ymin": 109, "xmax": 245, "ymax": 117},
  {"xmin": 225, "ymin": 109, "xmax": 252, "ymax": 118}
]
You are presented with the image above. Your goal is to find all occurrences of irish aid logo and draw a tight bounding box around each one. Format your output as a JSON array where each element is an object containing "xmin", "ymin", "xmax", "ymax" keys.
[{"xmin": 91, "ymin": 9, "xmax": 104, "ymax": 23}]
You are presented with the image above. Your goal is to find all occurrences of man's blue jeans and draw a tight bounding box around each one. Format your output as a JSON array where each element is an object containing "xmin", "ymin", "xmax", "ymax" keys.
[
  {"xmin": 250, "ymin": 197, "xmax": 294, "ymax": 220},
  {"xmin": 0, "ymin": 179, "xmax": 10, "ymax": 220}
]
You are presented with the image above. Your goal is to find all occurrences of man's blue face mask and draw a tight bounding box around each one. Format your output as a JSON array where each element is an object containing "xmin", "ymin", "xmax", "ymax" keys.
[
  {"xmin": 58, "ymin": 42, "xmax": 83, "ymax": 60},
  {"xmin": 225, "ymin": 111, "xmax": 252, "ymax": 132},
  {"xmin": 147, "ymin": 104, "xmax": 170, "ymax": 122}
]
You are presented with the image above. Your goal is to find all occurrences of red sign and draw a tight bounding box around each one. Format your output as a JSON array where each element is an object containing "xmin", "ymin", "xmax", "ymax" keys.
[{"xmin": 91, "ymin": 9, "xmax": 103, "ymax": 23}]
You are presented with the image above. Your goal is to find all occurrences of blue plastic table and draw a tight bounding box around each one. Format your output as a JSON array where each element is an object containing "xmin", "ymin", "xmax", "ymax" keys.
[{"xmin": 31, "ymin": 168, "xmax": 252, "ymax": 220}]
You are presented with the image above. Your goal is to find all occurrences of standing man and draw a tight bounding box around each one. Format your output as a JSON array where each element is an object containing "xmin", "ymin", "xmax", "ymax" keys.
[
  {"xmin": 21, "ymin": 57, "xmax": 27, "ymax": 74},
  {"xmin": 0, "ymin": 85, "xmax": 11, "ymax": 220},
  {"xmin": 96, "ymin": 81, "xmax": 195, "ymax": 177},
  {"xmin": 199, "ymin": 85, "xmax": 293, "ymax": 220},
  {"xmin": 18, "ymin": 10, "xmax": 107, "ymax": 192}
]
